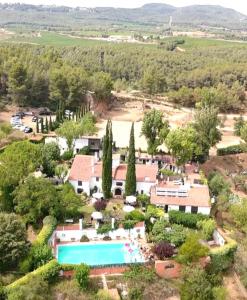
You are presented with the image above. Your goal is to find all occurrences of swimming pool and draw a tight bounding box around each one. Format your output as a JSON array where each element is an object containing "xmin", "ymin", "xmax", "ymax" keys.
[{"xmin": 57, "ymin": 242, "xmax": 145, "ymax": 266}]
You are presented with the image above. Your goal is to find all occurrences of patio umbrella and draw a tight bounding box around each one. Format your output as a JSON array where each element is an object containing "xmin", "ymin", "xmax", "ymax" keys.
[
  {"xmin": 126, "ymin": 195, "xmax": 136, "ymax": 204},
  {"xmin": 91, "ymin": 211, "xmax": 103, "ymax": 220},
  {"xmin": 123, "ymin": 205, "xmax": 135, "ymax": 213},
  {"xmin": 92, "ymin": 192, "xmax": 104, "ymax": 200}
]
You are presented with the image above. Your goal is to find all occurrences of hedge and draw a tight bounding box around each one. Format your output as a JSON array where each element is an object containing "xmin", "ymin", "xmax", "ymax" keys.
[
  {"xmin": 209, "ymin": 236, "xmax": 238, "ymax": 272},
  {"xmin": 33, "ymin": 216, "xmax": 57, "ymax": 246},
  {"xmin": 6, "ymin": 260, "xmax": 60, "ymax": 293},
  {"xmin": 217, "ymin": 144, "xmax": 247, "ymax": 156},
  {"xmin": 168, "ymin": 210, "xmax": 209, "ymax": 228}
]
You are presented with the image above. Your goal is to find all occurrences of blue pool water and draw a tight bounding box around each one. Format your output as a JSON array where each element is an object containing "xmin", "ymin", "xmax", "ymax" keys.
[{"xmin": 57, "ymin": 242, "xmax": 145, "ymax": 266}]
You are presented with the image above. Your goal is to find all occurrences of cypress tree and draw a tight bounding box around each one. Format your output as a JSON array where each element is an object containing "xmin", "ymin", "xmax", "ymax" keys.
[
  {"xmin": 102, "ymin": 120, "xmax": 113, "ymax": 199},
  {"xmin": 45, "ymin": 117, "xmax": 49, "ymax": 133},
  {"xmin": 125, "ymin": 123, "xmax": 136, "ymax": 196},
  {"xmin": 49, "ymin": 115, "xmax": 52, "ymax": 131},
  {"xmin": 36, "ymin": 119, "xmax": 39, "ymax": 133},
  {"xmin": 40, "ymin": 118, "xmax": 44, "ymax": 133}
]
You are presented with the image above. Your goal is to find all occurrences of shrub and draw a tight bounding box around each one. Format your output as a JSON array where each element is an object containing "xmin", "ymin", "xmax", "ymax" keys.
[
  {"xmin": 97, "ymin": 224, "xmax": 112, "ymax": 235},
  {"xmin": 125, "ymin": 210, "xmax": 145, "ymax": 222},
  {"xmin": 128, "ymin": 287, "xmax": 143, "ymax": 300},
  {"xmin": 34, "ymin": 216, "xmax": 57, "ymax": 246},
  {"xmin": 30, "ymin": 244, "xmax": 53, "ymax": 269},
  {"xmin": 137, "ymin": 194, "xmax": 150, "ymax": 207},
  {"xmin": 103, "ymin": 236, "xmax": 112, "ymax": 241},
  {"xmin": 78, "ymin": 146, "xmax": 90, "ymax": 155},
  {"xmin": 146, "ymin": 205, "xmax": 165, "ymax": 219},
  {"xmin": 217, "ymin": 144, "xmax": 247, "ymax": 156},
  {"xmin": 61, "ymin": 150, "xmax": 74, "ymax": 161},
  {"xmin": 177, "ymin": 233, "xmax": 209, "ymax": 264},
  {"xmin": 152, "ymin": 242, "xmax": 174, "ymax": 259},
  {"xmin": 80, "ymin": 235, "xmax": 89, "ymax": 242},
  {"xmin": 197, "ymin": 219, "xmax": 216, "ymax": 240},
  {"xmin": 124, "ymin": 265, "xmax": 156, "ymax": 283},
  {"xmin": 75, "ymin": 263, "xmax": 90, "ymax": 290},
  {"xmin": 208, "ymin": 172, "xmax": 230, "ymax": 196},
  {"xmin": 212, "ymin": 287, "xmax": 228, "ymax": 300},
  {"xmin": 96, "ymin": 289, "xmax": 114, "ymax": 300},
  {"xmin": 94, "ymin": 200, "xmax": 107, "ymax": 211},
  {"xmin": 169, "ymin": 210, "xmax": 208, "ymax": 228},
  {"xmin": 122, "ymin": 220, "xmax": 137, "ymax": 230}
]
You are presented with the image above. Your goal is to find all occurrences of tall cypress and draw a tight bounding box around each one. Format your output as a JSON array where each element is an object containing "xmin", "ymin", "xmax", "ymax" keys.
[
  {"xmin": 125, "ymin": 123, "xmax": 136, "ymax": 196},
  {"xmin": 45, "ymin": 117, "xmax": 49, "ymax": 133},
  {"xmin": 36, "ymin": 119, "xmax": 39, "ymax": 133},
  {"xmin": 102, "ymin": 120, "xmax": 113, "ymax": 199},
  {"xmin": 49, "ymin": 115, "xmax": 52, "ymax": 131},
  {"xmin": 40, "ymin": 118, "xmax": 44, "ymax": 133}
]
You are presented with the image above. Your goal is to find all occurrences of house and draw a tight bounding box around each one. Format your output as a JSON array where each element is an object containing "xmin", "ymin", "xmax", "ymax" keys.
[
  {"xmin": 150, "ymin": 170, "xmax": 211, "ymax": 215},
  {"xmin": 45, "ymin": 136, "xmax": 102, "ymax": 155},
  {"xmin": 68, "ymin": 154, "xmax": 158, "ymax": 197}
]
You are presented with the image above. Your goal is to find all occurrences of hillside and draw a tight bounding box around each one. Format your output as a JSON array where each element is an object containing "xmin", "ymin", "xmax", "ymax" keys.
[{"xmin": 0, "ymin": 3, "xmax": 246, "ymax": 30}]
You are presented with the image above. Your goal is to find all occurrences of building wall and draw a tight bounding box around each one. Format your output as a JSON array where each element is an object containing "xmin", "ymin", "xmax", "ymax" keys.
[
  {"xmin": 136, "ymin": 182, "xmax": 155, "ymax": 195},
  {"xmin": 156, "ymin": 204, "xmax": 210, "ymax": 216},
  {"xmin": 70, "ymin": 180, "xmax": 90, "ymax": 195}
]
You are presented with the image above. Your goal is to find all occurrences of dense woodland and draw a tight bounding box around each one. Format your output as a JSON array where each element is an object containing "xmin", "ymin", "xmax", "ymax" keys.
[{"xmin": 0, "ymin": 42, "xmax": 247, "ymax": 112}]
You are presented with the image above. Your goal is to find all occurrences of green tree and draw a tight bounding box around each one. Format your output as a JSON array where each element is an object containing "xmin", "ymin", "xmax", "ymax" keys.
[
  {"xmin": 193, "ymin": 105, "xmax": 222, "ymax": 158},
  {"xmin": 177, "ymin": 233, "xmax": 209, "ymax": 264},
  {"xmin": 41, "ymin": 142, "xmax": 60, "ymax": 177},
  {"xmin": 13, "ymin": 176, "xmax": 60, "ymax": 224},
  {"xmin": 230, "ymin": 199, "xmax": 247, "ymax": 232},
  {"xmin": 234, "ymin": 115, "xmax": 245, "ymax": 136},
  {"xmin": 125, "ymin": 123, "xmax": 136, "ymax": 196},
  {"xmin": 0, "ymin": 123, "xmax": 12, "ymax": 140},
  {"xmin": 90, "ymin": 72, "xmax": 113, "ymax": 101},
  {"xmin": 240, "ymin": 123, "xmax": 247, "ymax": 143},
  {"xmin": 0, "ymin": 213, "xmax": 29, "ymax": 271},
  {"xmin": 59, "ymin": 183, "xmax": 82, "ymax": 219},
  {"xmin": 30, "ymin": 244, "xmax": 53, "ymax": 269},
  {"xmin": 141, "ymin": 67, "xmax": 166, "ymax": 95},
  {"xmin": 180, "ymin": 266, "xmax": 213, "ymax": 300},
  {"xmin": 141, "ymin": 109, "xmax": 169, "ymax": 155},
  {"xmin": 56, "ymin": 120, "xmax": 81, "ymax": 151},
  {"xmin": 55, "ymin": 164, "xmax": 68, "ymax": 183},
  {"xmin": 102, "ymin": 120, "xmax": 112, "ymax": 199},
  {"xmin": 197, "ymin": 219, "xmax": 216, "ymax": 240},
  {"xmin": 165, "ymin": 125, "xmax": 202, "ymax": 166},
  {"xmin": 75, "ymin": 263, "xmax": 90, "ymax": 290},
  {"xmin": 208, "ymin": 172, "xmax": 230, "ymax": 196}
]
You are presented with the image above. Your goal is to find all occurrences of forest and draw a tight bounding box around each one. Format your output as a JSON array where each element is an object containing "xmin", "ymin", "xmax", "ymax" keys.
[{"xmin": 0, "ymin": 40, "xmax": 247, "ymax": 112}]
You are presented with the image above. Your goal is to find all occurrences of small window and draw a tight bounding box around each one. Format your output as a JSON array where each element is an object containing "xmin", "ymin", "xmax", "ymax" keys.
[
  {"xmin": 116, "ymin": 182, "xmax": 123, "ymax": 186},
  {"xmin": 77, "ymin": 188, "xmax": 83, "ymax": 194},
  {"xmin": 96, "ymin": 177, "xmax": 99, "ymax": 182},
  {"xmin": 141, "ymin": 190, "xmax": 144, "ymax": 194},
  {"xmin": 191, "ymin": 206, "xmax": 198, "ymax": 214},
  {"xmin": 78, "ymin": 181, "xmax": 82, "ymax": 186},
  {"xmin": 179, "ymin": 206, "xmax": 186, "ymax": 212},
  {"xmin": 76, "ymin": 148, "xmax": 80, "ymax": 154}
]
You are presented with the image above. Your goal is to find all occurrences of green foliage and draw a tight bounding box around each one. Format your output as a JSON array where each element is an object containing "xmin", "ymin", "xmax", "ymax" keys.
[
  {"xmin": 80, "ymin": 235, "xmax": 89, "ymax": 242},
  {"xmin": 6, "ymin": 260, "xmax": 60, "ymax": 293},
  {"xmin": 61, "ymin": 150, "xmax": 74, "ymax": 161},
  {"xmin": 96, "ymin": 289, "xmax": 114, "ymax": 300},
  {"xmin": 128, "ymin": 287, "xmax": 143, "ymax": 300},
  {"xmin": 41, "ymin": 142, "xmax": 60, "ymax": 177},
  {"xmin": 125, "ymin": 210, "xmax": 145, "ymax": 222},
  {"xmin": 97, "ymin": 224, "xmax": 112, "ymax": 235},
  {"xmin": 180, "ymin": 265, "xmax": 214, "ymax": 300},
  {"xmin": 217, "ymin": 143, "xmax": 247, "ymax": 156},
  {"xmin": 55, "ymin": 164, "xmax": 68, "ymax": 182},
  {"xmin": 240, "ymin": 123, "xmax": 247, "ymax": 143},
  {"xmin": 75, "ymin": 263, "xmax": 90, "ymax": 290},
  {"xmin": 169, "ymin": 210, "xmax": 209, "ymax": 228},
  {"xmin": 137, "ymin": 194, "xmax": 150, "ymax": 207},
  {"xmin": 146, "ymin": 205, "xmax": 165, "ymax": 219},
  {"xmin": 102, "ymin": 120, "xmax": 112, "ymax": 199},
  {"xmin": 230, "ymin": 199, "xmax": 247, "ymax": 232},
  {"xmin": 0, "ymin": 213, "xmax": 29, "ymax": 271},
  {"xmin": 197, "ymin": 219, "xmax": 216, "ymax": 240},
  {"xmin": 90, "ymin": 72, "xmax": 113, "ymax": 101},
  {"xmin": 34, "ymin": 216, "xmax": 57, "ymax": 246},
  {"xmin": 125, "ymin": 123, "xmax": 136, "ymax": 196},
  {"xmin": 165, "ymin": 125, "xmax": 202, "ymax": 166},
  {"xmin": 234, "ymin": 115, "xmax": 245, "ymax": 136},
  {"xmin": 208, "ymin": 172, "xmax": 230, "ymax": 196},
  {"xmin": 212, "ymin": 287, "xmax": 228, "ymax": 300},
  {"xmin": 141, "ymin": 67, "xmax": 166, "ymax": 94},
  {"xmin": 124, "ymin": 265, "xmax": 156, "ymax": 283},
  {"xmin": 122, "ymin": 220, "xmax": 137, "ymax": 230},
  {"xmin": 0, "ymin": 123, "xmax": 12, "ymax": 140},
  {"xmin": 13, "ymin": 176, "xmax": 61, "ymax": 224},
  {"xmin": 141, "ymin": 109, "xmax": 169, "ymax": 155},
  {"xmin": 30, "ymin": 244, "xmax": 53, "ymax": 270},
  {"xmin": 177, "ymin": 233, "xmax": 209, "ymax": 264}
]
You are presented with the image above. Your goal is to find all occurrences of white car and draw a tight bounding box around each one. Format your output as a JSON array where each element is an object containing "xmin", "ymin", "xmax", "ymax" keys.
[
  {"xmin": 13, "ymin": 124, "xmax": 22, "ymax": 130},
  {"xmin": 19, "ymin": 125, "xmax": 27, "ymax": 132}
]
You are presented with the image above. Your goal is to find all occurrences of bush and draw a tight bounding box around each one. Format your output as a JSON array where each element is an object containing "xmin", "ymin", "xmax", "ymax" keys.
[
  {"xmin": 197, "ymin": 219, "xmax": 216, "ymax": 240},
  {"xmin": 152, "ymin": 242, "xmax": 174, "ymax": 259},
  {"xmin": 125, "ymin": 210, "xmax": 145, "ymax": 222},
  {"xmin": 6, "ymin": 260, "xmax": 60, "ymax": 294},
  {"xmin": 103, "ymin": 236, "xmax": 112, "ymax": 241},
  {"xmin": 208, "ymin": 172, "xmax": 230, "ymax": 196},
  {"xmin": 97, "ymin": 224, "xmax": 112, "ymax": 235},
  {"xmin": 61, "ymin": 150, "xmax": 74, "ymax": 161},
  {"xmin": 95, "ymin": 289, "xmax": 114, "ymax": 300},
  {"xmin": 212, "ymin": 286, "xmax": 228, "ymax": 300},
  {"xmin": 75, "ymin": 263, "xmax": 90, "ymax": 290},
  {"xmin": 30, "ymin": 244, "xmax": 53, "ymax": 269},
  {"xmin": 80, "ymin": 235, "xmax": 89, "ymax": 242},
  {"xmin": 122, "ymin": 220, "xmax": 137, "ymax": 230},
  {"xmin": 137, "ymin": 194, "xmax": 150, "ymax": 207},
  {"xmin": 217, "ymin": 144, "xmax": 247, "ymax": 156},
  {"xmin": 177, "ymin": 233, "xmax": 209, "ymax": 264},
  {"xmin": 78, "ymin": 146, "xmax": 90, "ymax": 155},
  {"xmin": 128, "ymin": 287, "xmax": 143, "ymax": 300},
  {"xmin": 34, "ymin": 216, "xmax": 57, "ymax": 246},
  {"xmin": 94, "ymin": 200, "xmax": 107, "ymax": 211},
  {"xmin": 169, "ymin": 210, "xmax": 208, "ymax": 228}
]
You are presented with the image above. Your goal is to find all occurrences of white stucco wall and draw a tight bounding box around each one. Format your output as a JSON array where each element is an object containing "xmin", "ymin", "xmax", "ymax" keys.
[
  {"xmin": 136, "ymin": 182, "xmax": 155, "ymax": 195},
  {"xmin": 45, "ymin": 137, "xmax": 90, "ymax": 155},
  {"xmin": 70, "ymin": 180, "xmax": 90, "ymax": 195},
  {"xmin": 156, "ymin": 204, "xmax": 210, "ymax": 216}
]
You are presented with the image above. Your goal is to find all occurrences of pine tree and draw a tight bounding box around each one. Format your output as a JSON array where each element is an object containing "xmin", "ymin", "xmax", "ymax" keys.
[
  {"xmin": 45, "ymin": 117, "xmax": 49, "ymax": 133},
  {"xmin": 125, "ymin": 123, "xmax": 136, "ymax": 196},
  {"xmin": 36, "ymin": 119, "xmax": 39, "ymax": 133},
  {"xmin": 102, "ymin": 120, "xmax": 113, "ymax": 199}
]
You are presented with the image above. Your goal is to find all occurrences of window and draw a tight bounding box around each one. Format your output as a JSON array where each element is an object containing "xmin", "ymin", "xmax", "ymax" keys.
[
  {"xmin": 141, "ymin": 190, "xmax": 144, "ymax": 194},
  {"xmin": 96, "ymin": 177, "xmax": 99, "ymax": 182},
  {"xmin": 76, "ymin": 148, "xmax": 80, "ymax": 153},
  {"xmin": 77, "ymin": 188, "xmax": 83, "ymax": 194},
  {"xmin": 191, "ymin": 206, "xmax": 198, "ymax": 214},
  {"xmin": 116, "ymin": 182, "xmax": 123, "ymax": 186},
  {"xmin": 78, "ymin": 181, "xmax": 82, "ymax": 186},
  {"xmin": 179, "ymin": 206, "xmax": 186, "ymax": 212}
]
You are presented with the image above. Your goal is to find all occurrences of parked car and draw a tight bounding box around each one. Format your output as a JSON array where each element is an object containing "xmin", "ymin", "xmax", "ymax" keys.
[
  {"xmin": 32, "ymin": 116, "xmax": 38, "ymax": 122},
  {"xmin": 39, "ymin": 108, "xmax": 51, "ymax": 116},
  {"xmin": 24, "ymin": 127, "xmax": 33, "ymax": 133},
  {"xmin": 13, "ymin": 124, "xmax": 22, "ymax": 130},
  {"xmin": 16, "ymin": 112, "xmax": 25, "ymax": 119}
]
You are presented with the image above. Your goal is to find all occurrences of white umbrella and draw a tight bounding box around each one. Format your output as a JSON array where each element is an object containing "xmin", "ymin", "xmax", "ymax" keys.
[
  {"xmin": 91, "ymin": 211, "xmax": 103, "ymax": 220},
  {"xmin": 123, "ymin": 205, "xmax": 135, "ymax": 213},
  {"xmin": 126, "ymin": 195, "xmax": 136, "ymax": 204},
  {"xmin": 92, "ymin": 192, "xmax": 104, "ymax": 200}
]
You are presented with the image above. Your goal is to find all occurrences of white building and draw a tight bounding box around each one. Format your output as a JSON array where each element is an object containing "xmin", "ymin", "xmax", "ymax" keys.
[
  {"xmin": 45, "ymin": 136, "xmax": 102, "ymax": 155},
  {"xmin": 68, "ymin": 154, "xmax": 158, "ymax": 197},
  {"xmin": 150, "ymin": 172, "xmax": 211, "ymax": 215}
]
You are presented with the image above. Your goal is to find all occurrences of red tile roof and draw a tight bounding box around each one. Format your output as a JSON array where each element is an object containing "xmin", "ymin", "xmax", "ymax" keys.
[
  {"xmin": 69, "ymin": 155, "xmax": 158, "ymax": 183},
  {"xmin": 56, "ymin": 224, "xmax": 80, "ymax": 231},
  {"xmin": 150, "ymin": 186, "xmax": 211, "ymax": 208}
]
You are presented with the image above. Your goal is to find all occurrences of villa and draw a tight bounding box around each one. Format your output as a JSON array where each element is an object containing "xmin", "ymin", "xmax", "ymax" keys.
[
  {"xmin": 68, "ymin": 154, "xmax": 158, "ymax": 197},
  {"xmin": 150, "ymin": 167, "xmax": 211, "ymax": 215}
]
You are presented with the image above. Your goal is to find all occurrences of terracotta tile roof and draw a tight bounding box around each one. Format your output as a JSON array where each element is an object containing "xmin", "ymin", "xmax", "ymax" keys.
[
  {"xmin": 56, "ymin": 224, "xmax": 80, "ymax": 231},
  {"xmin": 69, "ymin": 155, "xmax": 158, "ymax": 183},
  {"xmin": 150, "ymin": 185, "xmax": 211, "ymax": 208}
]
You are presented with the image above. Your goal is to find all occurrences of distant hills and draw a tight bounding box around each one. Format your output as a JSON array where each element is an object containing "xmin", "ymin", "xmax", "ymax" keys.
[{"xmin": 0, "ymin": 2, "xmax": 246, "ymax": 30}]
